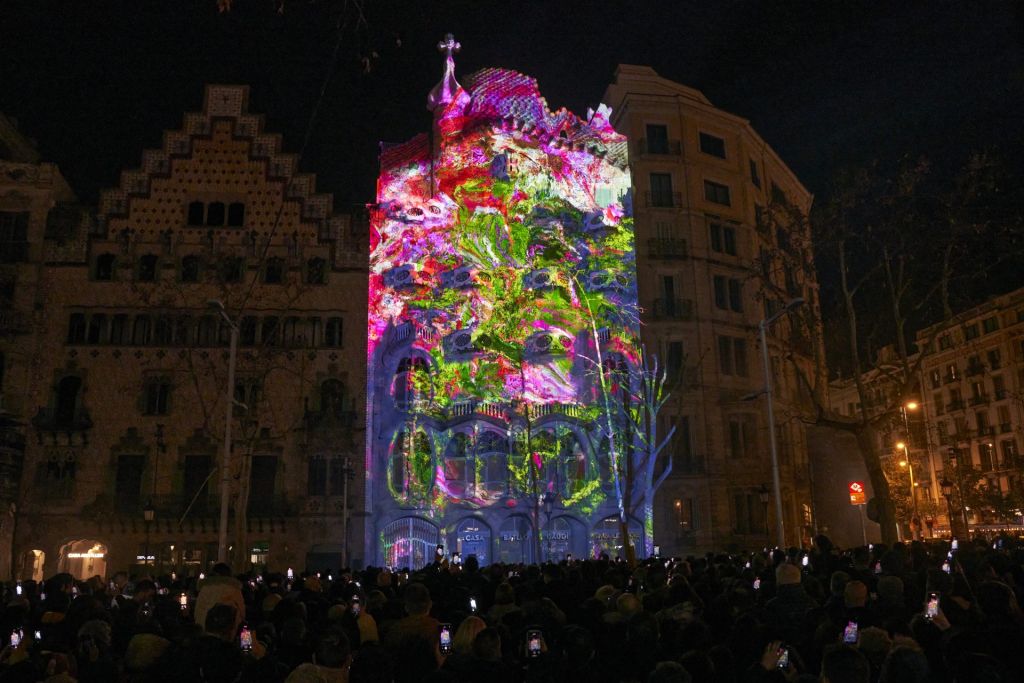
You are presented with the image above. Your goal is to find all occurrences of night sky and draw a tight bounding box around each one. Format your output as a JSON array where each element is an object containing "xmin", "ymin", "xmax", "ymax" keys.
[{"xmin": 4, "ymin": 1, "xmax": 1022, "ymax": 210}]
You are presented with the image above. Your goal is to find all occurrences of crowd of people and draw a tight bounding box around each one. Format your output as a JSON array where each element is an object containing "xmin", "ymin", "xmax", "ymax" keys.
[{"xmin": 0, "ymin": 535, "xmax": 1021, "ymax": 683}]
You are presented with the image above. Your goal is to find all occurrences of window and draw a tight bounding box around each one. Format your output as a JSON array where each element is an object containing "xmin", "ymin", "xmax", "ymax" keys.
[
  {"xmin": 479, "ymin": 431, "xmax": 511, "ymax": 499},
  {"xmin": 282, "ymin": 317, "xmax": 302, "ymax": 347},
  {"xmin": 709, "ymin": 223, "xmax": 737, "ymax": 255},
  {"xmin": 993, "ymin": 375, "xmax": 1006, "ymax": 399},
  {"xmin": 180, "ymin": 255, "xmax": 201, "ymax": 283},
  {"xmin": 328, "ymin": 457, "xmax": 351, "ymax": 496},
  {"xmin": 933, "ymin": 392, "xmax": 944, "ymax": 415},
  {"xmin": 182, "ymin": 455, "xmax": 212, "ymax": 513},
  {"xmin": 978, "ymin": 443, "xmax": 995, "ymax": 472},
  {"xmin": 727, "ymin": 414, "xmax": 758, "ymax": 458},
  {"xmin": 174, "ymin": 316, "xmax": 192, "ymax": 346},
  {"xmin": 86, "ymin": 314, "xmax": 106, "ymax": 344},
  {"xmin": 206, "ymin": 202, "xmax": 225, "ymax": 226},
  {"xmin": 264, "ymin": 257, "xmax": 285, "ymax": 284},
  {"xmin": 154, "ymin": 317, "xmax": 172, "ymax": 345},
  {"xmin": 54, "ymin": 376, "xmax": 82, "ymax": 428},
  {"xmin": 930, "ymin": 369, "xmax": 942, "ymax": 389},
  {"xmin": 320, "ymin": 379, "xmax": 347, "ymax": 417},
  {"xmin": 307, "ymin": 258, "xmax": 326, "ymax": 285},
  {"xmin": 699, "ymin": 132, "xmax": 726, "ymax": 158},
  {"xmin": 671, "ymin": 415, "xmax": 694, "ymax": 470},
  {"xmin": 220, "ymin": 257, "xmax": 244, "ymax": 283},
  {"xmin": 749, "ymin": 159, "xmax": 761, "ymax": 188},
  {"xmin": 674, "ymin": 498, "xmax": 697, "ymax": 532},
  {"xmin": 649, "ymin": 173, "xmax": 675, "ymax": 207},
  {"xmin": 187, "ymin": 201, "xmax": 205, "ymax": 226},
  {"xmin": 132, "ymin": 316, "xmax": 151, "ymax": 345},
  {"xmin": 771, "ymin": 182, "xmax": 786, "ymax": 204},
  {"xmin": 718, "ymin": 335, "xmax": 748, "ymax": 376},
  {"xmin": 666, "ymin": 341, "xmax": 684, "ymax": 383},
  {"xmin": 110, "ymin": 314, "xmax": 128, "ymax": 345},
  {"xmin": 227, "ymin": 202, "xmax": 245, "ymax": 227},
  {"xmin": 0, "ymin": 212, "xmax": 29, "ymax": 263},
  {"xmin": 964, "ymin": 323, "xmax": 979, "ymax": 341},
  {"xmin": 394, "ymin": 357, "xmax": 429, "ymax": 410},
  {"xmin": 115, "ymin": 455, "xmax": 145, "ymax": 513},
  {"xmin": 987, "ymin": 348, "xmax": 1001, "ymax": 370},
  {"xmin": 261, "ymin": 317, "xmax": 279, "ymax": 346},
  {"xmin": 248, "ymin": 456, "xmax": 278, "ymax": 514},
  {"xmin": 143, "ymin": 381, "xmax": 170, "ymax": 415},
  {"xmin": 645, "ymin": 124, "xmax": 669, "ymax": 154},
  {"xmin": 733, "ymin": 491, "xmax": 766, "ymax": 534},
  {"xmin": 94, "ymin": 253, "xmax": 116, "ymax": 281},
  {"xmin": 713, "ymin": 276, "xmax": 743, "ymax": 312},
  {"xmin": 137, "ymin": 254, "xmax": 158, "ymax": 282},
  {"xmin": 67, "ymin": 314, "xmax": 86, "ymax": 344},
  {"xmin": 1001, "ymin": 440, "xmax": 1019, "ymax": 468},
  {"xmin": 308, "ymin": 455, "xmax": 328, "ymax": 496},
  {"xmin": 704, "ymin": 180, "xmax": 731, "ymax": 206},
  {"xmin": 196, "ymin": 316, "xmax": 217, "ymax": 347},
  {"xmin": 946, "ymin": 363, "xmax": 959, "ymax": 382},
  {"xmin": 938, "ymin": 335, "xmax": 952, "ymax": 350},
  {"xmin": 325, "ymin": 317, "xmax": 343, "ymax": 348},
  {"xmin": 982, "ymin": 316, "xmax": 999, "ymax": 334}
]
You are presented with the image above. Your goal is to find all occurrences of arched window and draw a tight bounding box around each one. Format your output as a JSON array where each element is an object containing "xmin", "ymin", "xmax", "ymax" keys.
[
  {"xmin": 382, "ymin": 517, "xmax": 440, "ymax": 570},
  {"xmin": 132, "ymin": 316, "xmax": 151, "ymax": 345},
  {"xmin": 137, "ymin": 254, "xmax": 159, "ymax": 282},
  {"xmin": 264, "ymin": 257, "xmax": 285, "ymax": 284},
  {"xmin": 206, "ymin": 202, "xmax": 225, "ymax": 226},
  {"xmin": 443, "ymin": 432, "xmax": 471, "ymax": 498},
  {"xmin": 94, "ymin": 254, "xmax": 116, "ymax": 281},
  {"xmin": 325, "ymin": 317, "xmax": 342, "ymax": 347},
  {"xmin": 196, "ymin": 316, "xmax": 216, "ymax": 347},
  {"xmin": 307, "ymin": 257, "xmax": 326, "ymax": 285},
  {"xmin": 227, "ymin": 202, "xmax": 245, "ymax": 227},
  {"xmin": 187, "ymin": 201, "xmax": 205, "ymax": 226},
  {"xmin": 67, "ymin": 314, "xmax": 86, "ymax": 344},
  {"xmin": 476, "ymin": 431, "xmax": 509, "ymax": 501},
  {"xmin": 180, "ymin": 255, "xmax": 201, "ymax": 283},
  {"xmin": 86, "ymin": 314, "xmax": 106, "ymax": 345},
  {"xmin": 394, "ymin": 357, "xmax": 429, "ymax": 410},
  {"xmin": 54, "ymin": 376, "xmax": 82, "ymax": 428}
]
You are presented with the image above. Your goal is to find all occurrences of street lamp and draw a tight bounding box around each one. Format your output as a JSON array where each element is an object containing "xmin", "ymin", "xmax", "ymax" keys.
[
  {"xmin": 758, "ymin": 484, "xmax": 770, "ymax": 535},
  {"xmin": 940, "ymin": 477, "xmax": 955, "ymax": 537},
  {"xmin": 541, "ymin": 491, "xmax": 556, "ymax": 561},
  {"xmin": 756, "ymin": 296, "xmax": 805, "ymax": 548},
  {"xmin": 208, "ymin": 299, "xmax": 239, "ymax": 565},
  {"xmin": 896, "ymin": 442, "xmax": 919, "ymax": 538},
  {"xmin": 143, "ymin": 499, "xmax": 155, "ymax": 570}
]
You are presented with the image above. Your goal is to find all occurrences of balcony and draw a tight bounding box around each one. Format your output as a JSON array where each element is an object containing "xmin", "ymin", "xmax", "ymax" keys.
[
  {"xmin": 946, "ymin": 399, "xmax": 965, "ymax": 412},
  {"xmin": 944, "ymin": 374, "xmax": 959, "ymax": 385},
  {"xmin": 647, "ymin": 238, "xmax": 688, "ymax": 259},
  {"xmin": 643, "ymin": 191, "xmax": 683, "ymax": 209},
  {"xmin": 969, "ymin": 394, "xmax": 990, "ymax": 407},
  {"xmin": 637, "ymin": 138, "xmax": 682, "ymax": 156},
  {"xmin": 977, "ymin": 426, "xmax": 995, "ymax": 437},
  {"xmin": 994, "ymin": 389, "xmax": 1008, "ymax": 401},
  {"xmin": 650, "ymin": 298, "xmax": 694, "ymax": 321},
  {"xmin": 1000, "ymin": 422, "xmax": 1012, "ymax": 434}
]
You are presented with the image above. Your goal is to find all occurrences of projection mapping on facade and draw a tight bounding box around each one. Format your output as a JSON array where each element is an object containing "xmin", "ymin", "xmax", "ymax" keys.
[{"xmin": 366, "ymin": 36, "xmax": 641, "ymax": 566}]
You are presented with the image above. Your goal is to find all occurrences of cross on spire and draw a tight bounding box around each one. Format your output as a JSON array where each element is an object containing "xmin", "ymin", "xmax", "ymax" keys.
[{"xmin": 438, "ymin": 33, "xmax": 460, "ymax": 59}]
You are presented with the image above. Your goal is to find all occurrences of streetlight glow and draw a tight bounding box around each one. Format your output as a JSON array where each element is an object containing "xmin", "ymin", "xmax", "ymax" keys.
[
  {"xmin": 905, "ymin": 401, "xmax": 919, "ymax": 411},
  {"xmin": 896, "ymin": 441, "xmax": 907, "ymax": 450},
  {"xmin": 899, "ymin": 460, "xmax": 908, "ymax": 467}
]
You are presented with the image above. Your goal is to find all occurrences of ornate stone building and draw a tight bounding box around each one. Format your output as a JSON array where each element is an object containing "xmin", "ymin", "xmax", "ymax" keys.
[
  {"xmin": 603, "ymin": 66, "xmax": 823, "ymax": 553},
  {"xmin": 8, "ymin": 86, "xmax": 367, "ymax": 580}
]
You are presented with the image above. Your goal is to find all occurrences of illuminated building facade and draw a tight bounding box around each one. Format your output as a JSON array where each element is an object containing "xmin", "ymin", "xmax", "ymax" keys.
[{"xmin": 366, "ymin": 40, "xmax": 641, "ymax": 565}]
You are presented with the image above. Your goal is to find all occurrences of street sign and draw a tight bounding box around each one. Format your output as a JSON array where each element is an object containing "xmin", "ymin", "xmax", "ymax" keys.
[{"xmin": 849, "ymin": 481, "xmax": 866, "ymax": 506}]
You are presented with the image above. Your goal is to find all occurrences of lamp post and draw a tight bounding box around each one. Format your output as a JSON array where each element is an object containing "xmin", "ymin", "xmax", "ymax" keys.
[
  {"xmin": 757, "ymin": 297, "xmax": 805, "ymax": 548},
  {"xmin": 143, "ymin": 499, "xmax": 155, "ymax": 571},
  {"xmin": 209, "ymin": 300, "xmax": 239, "ymax": 565},
  {"xmin": 896, "ymin": 441, "xmax": 919, "ymax": 540},
  {"xmin": 758, "ymin": 484, "xmax": 770, "ymax": 535},
  {"xmin": 542, "ymin": 491, "xmax": 555, "ymax": 562},
  {"xmin": 940, "ymin": 478, "xmax": 956, "ymax": 537}
]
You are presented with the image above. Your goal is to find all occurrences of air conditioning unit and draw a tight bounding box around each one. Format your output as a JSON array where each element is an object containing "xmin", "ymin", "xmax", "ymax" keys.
[
  {"xmin": 383, "ymin": 265, "xmax": 415, "ymax": 289},
  {"xmin": 523, "ymin": 268, "xmax": 555, "ymax": 290},
  {"xmin": 440, "ymin": 266, "xmax": 474, "ymax": 289}
]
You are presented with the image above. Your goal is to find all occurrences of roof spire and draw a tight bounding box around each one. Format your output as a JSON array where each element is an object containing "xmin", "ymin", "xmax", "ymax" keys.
[{"xmin": 427, "ymin": 33, "xmax": 462, "ymax": 111}]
